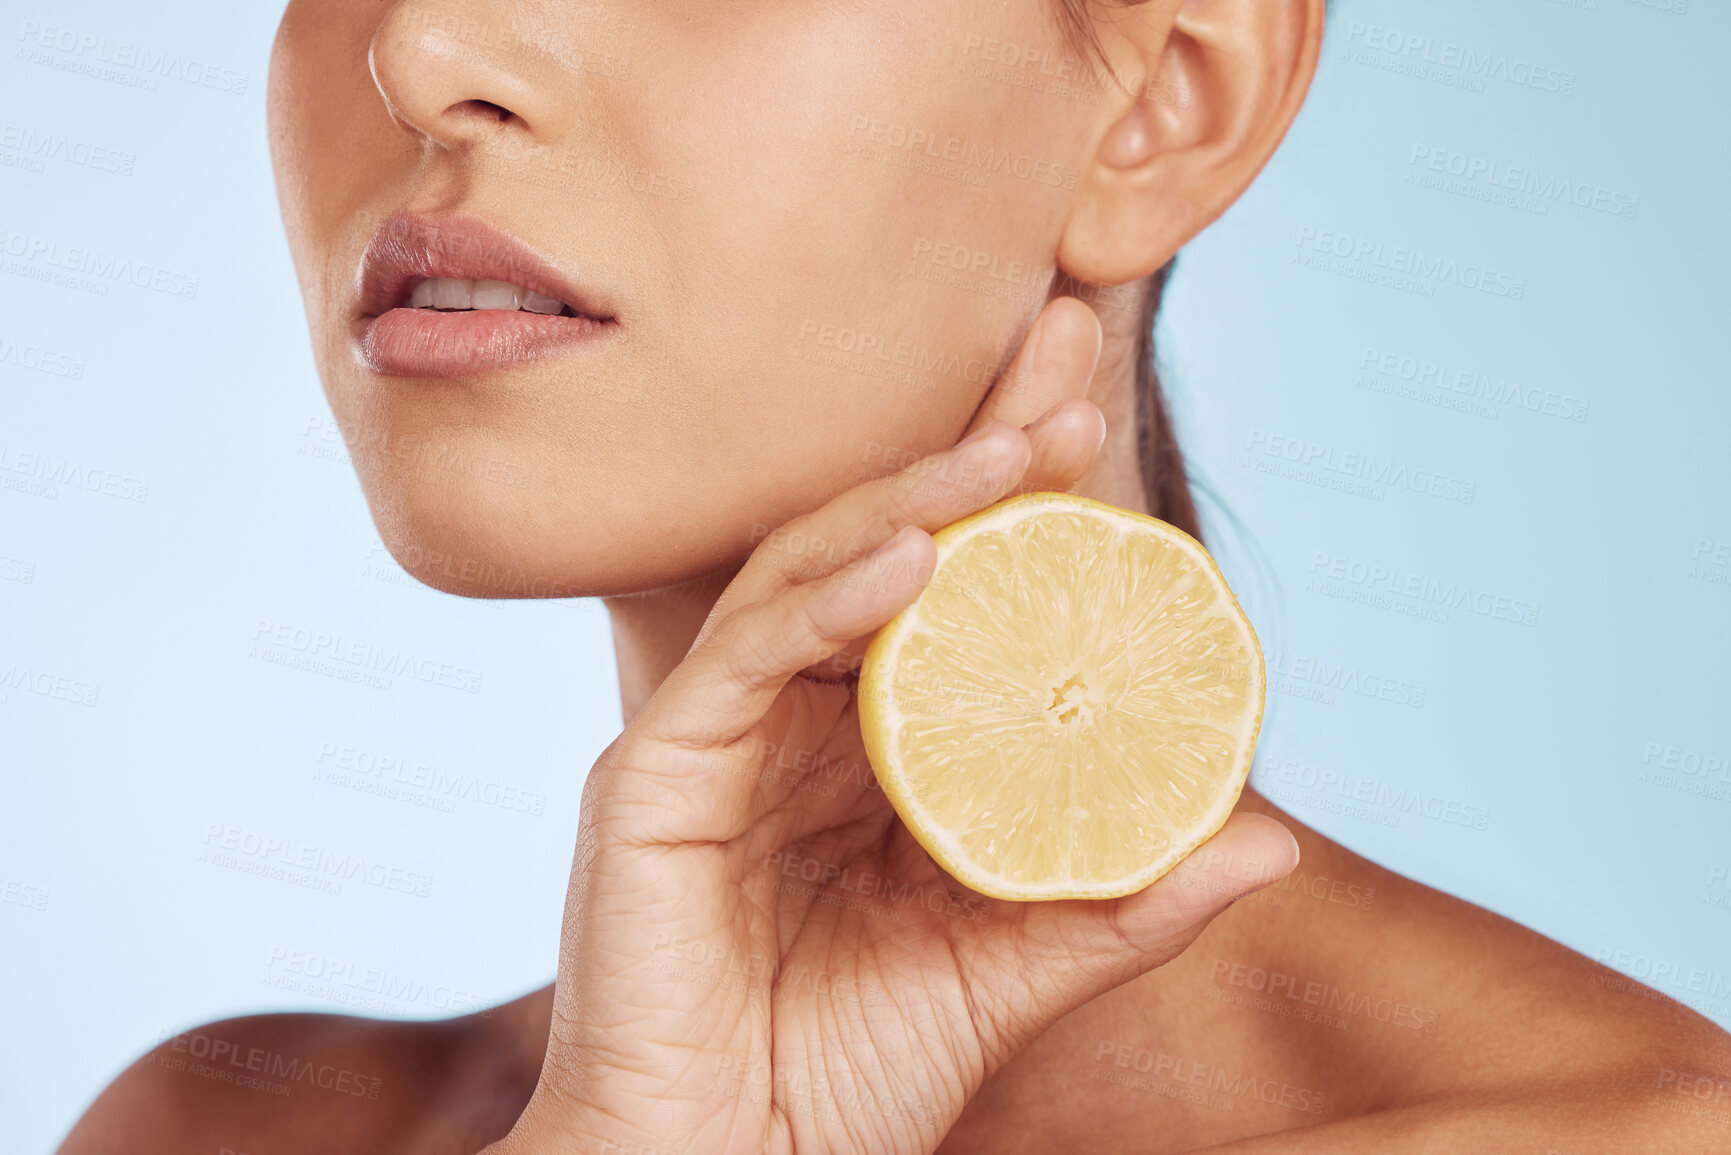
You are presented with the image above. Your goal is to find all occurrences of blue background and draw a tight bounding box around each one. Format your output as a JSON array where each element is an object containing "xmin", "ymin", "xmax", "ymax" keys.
[{"xmin": 2, "ymin": 1, "xmax": 1727, "ymax": 1150}]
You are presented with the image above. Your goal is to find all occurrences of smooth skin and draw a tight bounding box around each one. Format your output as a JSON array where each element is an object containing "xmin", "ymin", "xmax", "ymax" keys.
[{"xmin": 61, "ymin": 0, "xmax": 1731, "ymax": 1151}]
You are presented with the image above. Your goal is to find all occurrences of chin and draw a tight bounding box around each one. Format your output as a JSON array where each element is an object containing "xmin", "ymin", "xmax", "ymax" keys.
[{"xmin": 359, "ymin": 469, "xmax": 750, "ymax": 602}]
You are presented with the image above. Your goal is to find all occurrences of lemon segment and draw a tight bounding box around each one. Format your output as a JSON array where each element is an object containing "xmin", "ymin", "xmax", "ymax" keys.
[{"xmin": 858, "ymin": 492, "xmax": 1265, "ymax": 901}]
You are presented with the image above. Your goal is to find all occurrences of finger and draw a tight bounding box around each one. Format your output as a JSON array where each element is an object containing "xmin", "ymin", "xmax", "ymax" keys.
[
  {"xmin": 783, "ymin": 394, "xmax": 1107, "ymax": 683},
  {"xmin": 699, "ymin": 301, "xmax": 1104, "ymax": 659},
  {"xmin": 742, "ymin": 396, "xmax": 1104, "ymax": 612},
  {"xmin": 747, "ymin": 298, "xmax": 1101, "ymax": 597},
  {"xmin": 709, "ymin": 302, "xmax": 1100, "ymax": 627},
  {"xmin": 793, "ymin": 394, "xmax": 1105, "ymax": 682},
  {"xmin": 709, "ymin": 420, "xmax": 1033, "ymax": 627},
  {"xmin": 635, "ymin": 524, "xmax": 936, "ymax": 768},
  {"xmin": 1016, "ymin": 396, "xmax": 1107, "ymax": 496},
  {"xmin": 951, "ymin": 813, "xmax": 1301, "ymax": 1064},
  {"xmin": 964, "ymin": 296, "xmax": 1103, "ymax": 435}
]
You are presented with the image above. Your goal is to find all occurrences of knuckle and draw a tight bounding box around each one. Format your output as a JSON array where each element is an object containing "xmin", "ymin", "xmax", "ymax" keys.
[
  {"xmin": 897, "ymin": 446, "xmax": 1000, "ymax": 513},
  {"xmin": 746, "ymin": 525, "xmax": 804, "ymax": 583},
  {"xmin": 715, "ymin": 611, "xmax": 791, "ymax": 685},
  {"xmin": 877, "ymin": 466, "xmax": 947, "ymax": 536},
  {"xmin": 750, "ymin": 517, "xmax": 837, "ymax": 584},
  {"xmin": 796, "ymin": 586, "xmax": 852, "ymax": 649}
]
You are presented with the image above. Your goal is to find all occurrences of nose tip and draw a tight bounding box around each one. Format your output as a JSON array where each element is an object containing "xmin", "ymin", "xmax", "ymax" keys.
[{"xmin": 368, "ymin": 2, "xmax": 563, "ymax": 149}]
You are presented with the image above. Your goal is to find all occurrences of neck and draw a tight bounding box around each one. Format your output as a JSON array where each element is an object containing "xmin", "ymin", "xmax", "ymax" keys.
[
  {"xmin": 603, "ymin": 293, "xmax": 1150, "ymax": 723},
  {"xmin": 603, "ymin": 571, "xmax": 732, "ymax": 724}
]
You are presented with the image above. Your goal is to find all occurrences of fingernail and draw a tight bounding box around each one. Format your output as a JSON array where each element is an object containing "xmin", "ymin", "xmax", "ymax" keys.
[
  {"xmin": 957, "ymin": 421, "xmax": 999, "ymax": 448},
  {"xmin": 1024, "ymin": 404, "xmax": 1062, "ymax": 434},
  {"xmin": 1240, "ymin": 832, "xmax": 1301, "ymax": 896},
  {"xmin": 869, "ymin": 525, "xmax": 916, "ymax": 560}
]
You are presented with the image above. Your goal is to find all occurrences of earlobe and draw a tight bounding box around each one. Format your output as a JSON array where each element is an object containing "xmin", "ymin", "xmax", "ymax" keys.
[{"xmin": 1056, "ymin": 0, "xmax": 1325, "ymax": 287}]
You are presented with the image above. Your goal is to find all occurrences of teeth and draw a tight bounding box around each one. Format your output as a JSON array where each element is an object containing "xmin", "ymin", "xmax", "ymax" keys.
[
  {"xmin": 407, "ymin": 277, "xmax": 567, "ymax": 315},
  {"xmin": 471, "ymin": 279, "xmax": 523, "ymax": 310},
  {"xmin": 429, "ymin": 278, "xmax": 473, "ymax": 309}
]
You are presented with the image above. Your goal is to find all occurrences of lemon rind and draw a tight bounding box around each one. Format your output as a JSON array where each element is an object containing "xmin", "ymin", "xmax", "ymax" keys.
[{"xmin": 858, "ymin": 491, "xmax": 1266, "ymax": 902}]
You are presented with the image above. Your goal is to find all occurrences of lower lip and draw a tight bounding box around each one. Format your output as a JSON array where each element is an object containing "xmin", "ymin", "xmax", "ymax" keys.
[{"xmin": 356, "ymin": 308, "xmax": 611, "ymax": 377}]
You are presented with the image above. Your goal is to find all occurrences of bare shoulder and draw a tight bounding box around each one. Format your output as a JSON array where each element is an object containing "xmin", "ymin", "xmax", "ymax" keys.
[
  {"xmin": 1201, "ymin": 797, "xmax": 1731, "ymax": 1140},
  {"xmin": 948, "ymin": 793, "xmax": 1731, "ymax": 1153},
  {"xmin": 57, "ymin": 1000, "xmax": 543, "ymax": 1155}
]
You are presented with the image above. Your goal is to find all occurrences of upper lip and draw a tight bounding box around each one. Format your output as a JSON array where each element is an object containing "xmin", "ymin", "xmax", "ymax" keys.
[{"xmin": 355, "ymin": 211, "xmax": 615, "ymax": 323}]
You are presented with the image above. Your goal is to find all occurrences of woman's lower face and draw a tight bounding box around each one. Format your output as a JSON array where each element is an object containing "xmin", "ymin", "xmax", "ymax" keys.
[{"xmin": 268, "ymin": 0, "xmax": 1116, "ymax": 600}]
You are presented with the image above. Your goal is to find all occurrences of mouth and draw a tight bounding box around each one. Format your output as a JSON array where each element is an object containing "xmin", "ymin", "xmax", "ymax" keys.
[{"xmin": 354, "ymin": 211, "xmax": 616, "ymax": 378}]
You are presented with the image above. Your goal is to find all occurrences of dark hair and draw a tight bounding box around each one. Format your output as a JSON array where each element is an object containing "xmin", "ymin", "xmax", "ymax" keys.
[
  {"xmin": 1052, "ymin": 2, "xmax": 1327, "ymax": 542},
  {"xmin": 1132, "ymin": 258, "xmax": 1201, "ymax": 542},
  {"xmin": 1045, "ymin": 3, "xmax": 1201, "ymax": 542}
]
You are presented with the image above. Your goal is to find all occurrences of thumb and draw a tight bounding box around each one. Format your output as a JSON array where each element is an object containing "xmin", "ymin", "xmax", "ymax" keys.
[
  {"xmin": 1113, "ymin": 812, "xmax": 1302, "ymax": 957},
  {"xmin": 957, "ymin": 812, "xmax": 1300, "ymax": 1063}
]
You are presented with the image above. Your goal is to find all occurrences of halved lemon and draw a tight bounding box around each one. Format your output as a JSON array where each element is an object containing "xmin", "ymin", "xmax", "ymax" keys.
[{"xmin": 858, "ymin": 492, "xmax": 1265, "ymax": 901}]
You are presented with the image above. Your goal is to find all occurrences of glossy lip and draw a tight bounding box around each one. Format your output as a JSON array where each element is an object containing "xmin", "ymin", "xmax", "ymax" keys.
[{"xmin": 354, "ymin": 211, "xmax": 617, "ymax": 378}]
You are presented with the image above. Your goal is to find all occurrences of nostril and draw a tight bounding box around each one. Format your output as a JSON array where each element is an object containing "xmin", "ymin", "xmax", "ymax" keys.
[{"xmin": 450, "ymin": 98, "xmax": 516, "ymax": 126}]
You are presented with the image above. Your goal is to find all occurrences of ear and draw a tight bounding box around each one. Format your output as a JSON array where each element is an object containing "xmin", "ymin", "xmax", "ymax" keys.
[{"xmin": 1058, "ymin": 0, "xmax": 1326, "ymax": 285}]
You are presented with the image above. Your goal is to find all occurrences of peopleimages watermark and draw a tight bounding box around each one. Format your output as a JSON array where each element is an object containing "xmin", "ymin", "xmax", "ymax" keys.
[
  {"xmin": 0, "ymin": 552, "xmax": 37, "ymax": 584},
  {"xmin": 262, "ymin": 945, "xmax": 490, "ymax": 1017},
  {"xmin": 905, "ymin": 235, "xmax": 1140, "ymax": 316},
  {"xmin": 1254, "ymin": 752, "xmax": 1491, "ymax": 832},
  {"xmin": 0, "ymin": 121, "xmax": 135, "ymax": 177},
  {"xmin": 714, "ymin": 1055, "xmax": 939, "ymax": 1131},
  {"xmin": 1654, "ymin": 1068, "xmax": 1731, "ymax": 1130},
  {"xmin": 248, "ymin": 618, "xmax": 484, "ymax": 695},
  {"xmin": 1293, "ymin": 225, "xmax": 1527, "ymax": 301},
  {"xmin": 647, "ymin": 932, "xmax": 881, "ymax": 1007},
  {"xmin": 1406, "ymin": 145, "xmax": 1639, "ymax": 221},
  {"xmin": 1091, "ymin": 1041, "xmax": 1328, "ymax": 1116},
  {"xmin": 793, "ymin": 316, "xmax": 1007, "ymax": 395},
  {"xmin": 1704, "ymin": 865, "xmax": 1731, "ymax": 915},
  {"xmin": 765, "ymin": 846, "xmax": 991, "ymax": 923},
  {"xmin": 1207, "ymin": 957, "xmax": 1441, "ymax": 1036},
  {"xmin": 15, "ymin": 20, "xmax": 250, "ymax": 95},
  {"xmin": 597, "ymin": 1141, "xmax": 681, "ymax": 1155},
  {"xmin": 1354, "ymin": 345, "xmax": 1589, "ymax": 424},
  {"xmin": 1688, "ymin": 537, "xmax": 1730, "ymax": 590},
  {"xmin": 0, "ymin": 659, "xmax": 100, "ymax": 707},
  {"xmin": 1305, "ymin": 549, "xmax": 1540, "ymax": 628},
  {"xmin": 1592, "ymin": 947, "xmax": 1731, "ymax": 1019},
  {"xmin": 1636, "ymin": 738, "xmax": 1731, "ymax": 805},
  {"xmin": 313, "ymin": 740, "xmax": 547, "ymax": 816},
  {"xmin": 1243, "ymin": 428, "xmax": 1477, "ymax": 505},
  {"xmin": 0, "ymin": 444, "xmax": 148, "ymax": 503},
  {"xmin": 0, "ymin": 874, "xmax": 51, "ymax": 912},
  {"xmin": 955, "ymin": 34, "xmax": 1193, "ymax": 110},
  {"xmin": 299, "ymin": 414, "xmax": 526, "ymax": 489},
  {"xmin": 364, "ymin": 539, "xmax": 599, "ymax": 601},
  {"xmin": 1264, "ymin": 648, "xmax": 1426, "ymax": 710},
  {"xmin": 1622, "ymin": 0, "xmax": 1690, "ymax": 15},
  {"xmin": 0, "ymin": 331, "xmax": 86, "ymax": 379},
  {"xmin": 199, "ymin": 823, "xmax": 435, "ymax": 898},
  {"xmin": 844, "ymin": 114, "xmax": 1081, "ymax": 190},
  {"xmin": 0, "ymin": 224, "xmax": 199, "ymax": 298},
  {"xmin": 149, "ymin": 1028, "xmax": 381, "ymax": 1100},
  {"xmin": 392, "ymin": 8, "xmax": 632, "ymax": 77},
  {"xmin": 476, "ymin": 135, "xmax": 696, "ymax": 203},
  {"xmin": 1337, "ymin": 20, "xmax": 1576, "ymax": 97},
  {"xmin": 1540, "ymin": 0, "xmax": 1691, "ymax": 15}
]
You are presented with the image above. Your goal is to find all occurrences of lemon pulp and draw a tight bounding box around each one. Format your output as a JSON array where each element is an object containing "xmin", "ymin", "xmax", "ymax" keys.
[{"xmin": 858, "ymin": 492, "xmax": 1265, "ymax": 900}]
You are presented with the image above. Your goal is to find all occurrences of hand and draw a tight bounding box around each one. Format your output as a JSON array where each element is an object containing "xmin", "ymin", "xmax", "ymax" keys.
[{"xmin": 489, "ymin": 299, "xmax": 1300, "ymax": 1155}]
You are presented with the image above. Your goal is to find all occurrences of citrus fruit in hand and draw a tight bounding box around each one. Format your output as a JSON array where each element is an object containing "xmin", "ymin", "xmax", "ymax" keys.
[{"xmin": 858, "ymin": 491, "xmax": 1266, "ymax": 900}]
